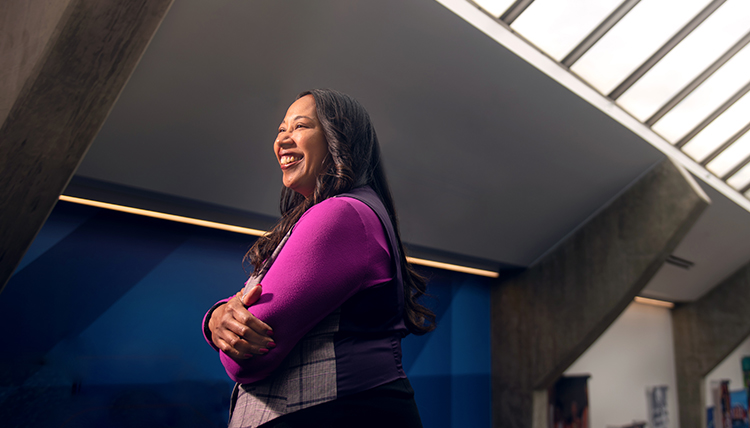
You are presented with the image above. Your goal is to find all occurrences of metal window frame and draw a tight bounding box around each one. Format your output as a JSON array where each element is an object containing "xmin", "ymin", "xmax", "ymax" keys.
[
  {"xmin": 701, "ymin": 121, "xmax": 750, "ymax": 167},
  {"xmin": 500, "ymin": 0, "xmax": 535, "ymax": 25},
  {"xmin": 676, "ymin": 80, "xmax": 750, "ymax": 149},
  {"xmin": 646, "ymin": 29, "xmax": 750, "ymax": 126},
  {"xmin": 608, "ymin": 0, "xmax": 727, "ymax": 100},
  {"xmin": 722, "ymin": 155, "xmax": 750, "ymax": 181},
  {"xmin": 561, "ymin": 0, "xmax": 641, "ymax": 68}
]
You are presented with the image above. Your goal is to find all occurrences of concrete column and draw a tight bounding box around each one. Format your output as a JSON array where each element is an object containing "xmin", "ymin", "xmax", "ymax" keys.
[
  {"xmin": 0, "ymin": 0, "xmax": 174, "ymax": 294},
  {"xmin": 491, "ymin": 159, "xmax": 710, "ymax": 428},
  {"xmin": 673, "ymin": 262, "xmax": 750, "ymax": 428}
]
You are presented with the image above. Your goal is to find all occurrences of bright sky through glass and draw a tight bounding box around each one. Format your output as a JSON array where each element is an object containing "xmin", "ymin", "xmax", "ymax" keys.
[
  {"xmin": 471, "ymin": 0, "xmax": 515, "ymax": 18},
  {"xmin": 510, "ymin": 0, "xmax": 623, "ymax": 61},
  {"xmin": 651, "ymin": 43, "xmax": 750, "ymax": 143},
  {"xmin": 682, "ymin": 91, "xmax": 750, "ymax": 161},
  {"xmin": 707, "ymin": 130, "xmax": 750, "ymax": 177},
  {"xmin": 617, "ymin": 0, "xmax": 750, "ymax": 121},
  {"xmin": 728, "ymin": 162, "xmax": 750, "ymax": 190},
  {"xmin": 570, "ymin": 0, "xmax": 710, "ymax": 95}
]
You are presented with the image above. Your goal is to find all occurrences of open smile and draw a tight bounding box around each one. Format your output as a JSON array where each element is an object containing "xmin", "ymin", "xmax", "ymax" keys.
[{"xmin": 280, "ymin": 155, "xmax": 302, "ymax": 168}]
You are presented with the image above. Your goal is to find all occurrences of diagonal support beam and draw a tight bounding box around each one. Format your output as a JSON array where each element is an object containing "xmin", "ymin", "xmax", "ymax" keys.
[
  {"xmin": 673, "ymin": 261, "xmax": 750, "ymax": 428},
  {"xmin": 0, "ymin": 0, "xmax": 175, "ymax": 294},
  {"xmin": 491, "ymin": 158, "xmax": 709, "ymax": 428}
]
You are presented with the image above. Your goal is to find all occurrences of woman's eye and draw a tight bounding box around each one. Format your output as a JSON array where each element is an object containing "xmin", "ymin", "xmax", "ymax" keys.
[{"xmin": 295, "ymin": 123, "xmax": 305, "ymax": 129}]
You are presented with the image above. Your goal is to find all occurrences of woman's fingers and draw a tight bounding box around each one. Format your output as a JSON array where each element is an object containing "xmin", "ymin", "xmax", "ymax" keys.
[
  {"xmin": 209, "ymin": 293, "xmax": 275, "ymax": 359},
  {"xmin": 242, "ymin": 284, "xmax": 262, "ymax": 307},
  {"xmin": 228, "ymin": 293, "xmax": 274, "ymax": 337}
]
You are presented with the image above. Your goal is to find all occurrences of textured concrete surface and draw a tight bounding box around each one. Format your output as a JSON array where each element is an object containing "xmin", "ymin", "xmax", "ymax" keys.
[
  {"xmin": 0, "ymin": 0, "xmax": 73, "ymax": 125},
  {"xmin": 0, "ymin": 0, "xmax": 174, "ymax": 293},
  {"xmin": 673, "ymin": 262, "xmax": 750, "ymax": 428},
  {"xmin": 491, "ymin": 159, "xmax": 710, "ymax": 428}
]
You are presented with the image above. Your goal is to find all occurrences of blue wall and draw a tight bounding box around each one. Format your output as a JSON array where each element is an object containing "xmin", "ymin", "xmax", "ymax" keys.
[{"xmin": 0, "ymin": 201, "xmax": 491, "ymax": 427}]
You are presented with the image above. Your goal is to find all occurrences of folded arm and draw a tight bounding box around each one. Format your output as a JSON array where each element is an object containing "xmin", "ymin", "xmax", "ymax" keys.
[{"xmin": 204, "ymin": 197, "xmax": 392, "ymax": 384}]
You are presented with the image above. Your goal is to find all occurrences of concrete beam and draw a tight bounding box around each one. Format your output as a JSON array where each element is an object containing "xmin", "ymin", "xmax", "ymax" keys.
[
  {"xmin": 673, "ymin": 262, "xmax": 750, "ymax": 428},
  {"xmin": 0, "ymin": 0, "xmax": 174, "ymax": 294},
  {"xmin": 491, "ymin": 159, "xmax": 709, "ymax": 428}
]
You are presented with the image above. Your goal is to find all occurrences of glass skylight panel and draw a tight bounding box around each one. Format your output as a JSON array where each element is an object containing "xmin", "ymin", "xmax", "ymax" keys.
[
  {"xmin": 706, "ymin": 130, "xmax": 750, "ymax": 177},
  {"xmin": 727, "ymin": 162, "xmax": 750, "ymax": 191},
  {"xmin": 617, "ymin": 0, "xmax": 750, "ymax": 121},
  {"xmin": 510, "ymin": 0, "xmax": 624, "ymax": 61},
  {"xmin": 651, "ymin": 43, "xmax": 750, "ymax": 143},
  {"xmin": 682, "ymin": 91, "xmax": 750, "ymax": 161},
  {"xmin": 472, "ymin": 0, "xmax": 516, "ymax": 18},
  {"xmin": 570, "ymin": 0, "xmax": 711, "ymax": 95}
]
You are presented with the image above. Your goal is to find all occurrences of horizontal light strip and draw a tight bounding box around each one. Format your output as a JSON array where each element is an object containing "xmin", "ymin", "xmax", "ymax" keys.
[
  {"xmin": 59, "ymin": 195, "xmax": 500, "ymax": 278},
  {"xmin": 634, "ymin": 296, "xmax": 675, "ymax": 309},
  {"xmin": 406, "ymin": 257, "xmax": 500, "ymax": 278},
  {"xmin": 58, "ymin": 195, "xmax": 266, "ymax": 236}
]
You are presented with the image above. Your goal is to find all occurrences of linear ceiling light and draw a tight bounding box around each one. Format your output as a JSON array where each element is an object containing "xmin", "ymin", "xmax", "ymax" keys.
[
  {"xmin": 406, "ymin": 257, "xmax": 500, "ymax": 278},
  {"xmin": 58, "ymin": 195, "xmax": 500, "ymax": 278},
  {"xmin": 634, "ymin": 296, "xmax": 675, "ymax": 309},
  {"xmin": 59, "ymin": 195, "xmax": 266, "ymax": 236}
]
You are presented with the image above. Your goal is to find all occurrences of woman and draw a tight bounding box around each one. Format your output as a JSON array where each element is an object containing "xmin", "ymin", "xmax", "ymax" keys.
[{"xmin": 203, "ymin": 89, "xmax": 435, "ymax": 427}]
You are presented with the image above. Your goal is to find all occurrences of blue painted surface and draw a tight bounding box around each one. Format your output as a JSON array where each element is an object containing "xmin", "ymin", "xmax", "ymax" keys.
[{"xmin": 0, "ymin": 201, "xmax": 492, "ymax": 427}]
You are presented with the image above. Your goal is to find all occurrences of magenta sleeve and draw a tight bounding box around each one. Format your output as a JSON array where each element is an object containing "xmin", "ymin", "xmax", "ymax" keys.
[{"xmin": 218, "ymin": 197, "xmax": 392, "ymax": 384}]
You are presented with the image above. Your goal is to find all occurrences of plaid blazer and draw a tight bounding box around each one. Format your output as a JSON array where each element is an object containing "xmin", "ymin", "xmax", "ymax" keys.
[{"xmin": 227, "ymin": 309, "xmax": 341, "ymax": 427}]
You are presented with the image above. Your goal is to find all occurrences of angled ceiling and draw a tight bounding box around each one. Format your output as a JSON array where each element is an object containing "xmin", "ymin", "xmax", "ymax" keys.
[{"xmin": 72, "ymin": 0, "xmax": 750, "ymax": 301}]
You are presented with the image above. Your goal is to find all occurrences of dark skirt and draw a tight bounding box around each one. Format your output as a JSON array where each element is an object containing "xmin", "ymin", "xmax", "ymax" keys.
[{"xmin": 258, "ymin": 378, "xmax": 423, "ymax": 428}]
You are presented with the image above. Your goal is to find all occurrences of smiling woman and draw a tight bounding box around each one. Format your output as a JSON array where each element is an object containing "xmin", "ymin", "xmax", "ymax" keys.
[
  {"xmin": 202, "ymin": 89, "xmax": 435, "ymax": 428},
  {"xmin": 274, "ymin": 95, "xmax": 329, "ymax": 198}
]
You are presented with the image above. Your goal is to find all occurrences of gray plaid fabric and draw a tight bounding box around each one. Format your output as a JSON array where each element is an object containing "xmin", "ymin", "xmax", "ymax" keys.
[{"xmin": 227, "ymin": 308, "xmax": 341, "ymax": 428}]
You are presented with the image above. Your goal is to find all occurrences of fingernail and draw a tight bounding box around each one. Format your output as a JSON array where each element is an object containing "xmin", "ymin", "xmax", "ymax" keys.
[
  {"xmin": 266, "ymin": 330, "xmax": 274, "ymax": 336},
  {"xmin": 259, "ymin": 348, "xmax": 269, "ymax": 354},
  {"xmin": 267, "ymin": 341, "xmax": 276, "ymax": 348}
]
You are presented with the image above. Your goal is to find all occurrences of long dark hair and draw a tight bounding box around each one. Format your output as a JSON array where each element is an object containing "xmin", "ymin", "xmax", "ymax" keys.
[{"xmin": 246, "ymin": 89, "xmax": 435, "ymax": 335}]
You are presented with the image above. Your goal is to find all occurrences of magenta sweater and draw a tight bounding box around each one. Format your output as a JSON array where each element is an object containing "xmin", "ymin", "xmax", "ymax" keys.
[{"xmin": 203, "ymin": 191, "xmax": 408, "ymax": 396}]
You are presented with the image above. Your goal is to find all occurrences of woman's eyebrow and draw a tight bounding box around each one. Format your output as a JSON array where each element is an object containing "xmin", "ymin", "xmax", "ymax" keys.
[{"xmin": 280, "ymin": 115, "xmax": 314, "ymax": 127}]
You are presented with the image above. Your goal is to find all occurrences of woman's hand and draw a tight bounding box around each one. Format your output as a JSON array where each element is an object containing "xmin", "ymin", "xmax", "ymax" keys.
[{"xmin": 208, "ymin": 285, "xmax": 275, "ymax": 360}]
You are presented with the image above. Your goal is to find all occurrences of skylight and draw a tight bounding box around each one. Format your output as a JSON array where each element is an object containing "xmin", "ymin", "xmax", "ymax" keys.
[
  {"xmin": 466, "ymin": 0, "xmax": 750, "ymax": 205},
  {"xmin": 471, "ymin": 0, "xmax": 516, "ymax": 18},
  {"xmin": 617, "ymin": 0, "xmax": 750, "ymax": 122},
  {"xmin": 511, "ymin": 0, "xmax": 623, "ymax": 61},
  {"xmin": 569, "ymin": 0, "xmax": 709, "ymax": 96}
]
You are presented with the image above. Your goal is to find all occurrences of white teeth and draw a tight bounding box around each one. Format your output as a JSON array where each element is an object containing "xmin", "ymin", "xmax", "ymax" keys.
[{"xmin": 280, "ymin": 155, "xmax": 301, "ymax": 165}]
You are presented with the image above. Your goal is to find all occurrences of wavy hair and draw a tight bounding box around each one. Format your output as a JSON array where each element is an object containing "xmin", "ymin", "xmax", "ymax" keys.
[{"xmin": 245, "ymin": 89, "xmax": 435, "ymax": 335}]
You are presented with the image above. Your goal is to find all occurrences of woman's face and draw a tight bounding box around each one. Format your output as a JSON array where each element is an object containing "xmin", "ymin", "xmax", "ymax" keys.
[{"xmin": 274, "ymin": 95, "xmax": 329, "ymax": 198}]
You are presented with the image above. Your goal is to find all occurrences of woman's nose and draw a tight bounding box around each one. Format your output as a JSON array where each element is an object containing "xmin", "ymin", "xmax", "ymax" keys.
[{"xmin": 276, "ymin": 131, "xmax": 292, "ymax": 146}]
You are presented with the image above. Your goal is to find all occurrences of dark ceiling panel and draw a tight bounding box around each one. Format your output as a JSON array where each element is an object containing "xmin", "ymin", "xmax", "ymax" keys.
[{"xmin": 76, "ymin": 0, "xmax": 663, "ymax": 266}]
